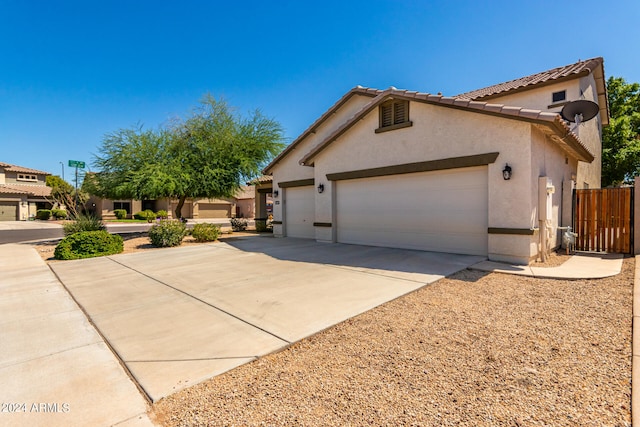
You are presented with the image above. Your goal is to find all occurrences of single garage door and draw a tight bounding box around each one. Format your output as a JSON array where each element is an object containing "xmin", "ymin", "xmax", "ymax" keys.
[
  {"xmin": 198, "ymin": 203, "xmax": 231, "ymax": 218},
  {"xmin": 336, "ymin": 166, "xmax": 488, "ymax": 255},
  {"xmin": 0, "ymin": 202, "xmax": 18, "ymax": 221},
  {"xmin": 285, "ymin": 186, "xmax": 315, "ymax": 238}
]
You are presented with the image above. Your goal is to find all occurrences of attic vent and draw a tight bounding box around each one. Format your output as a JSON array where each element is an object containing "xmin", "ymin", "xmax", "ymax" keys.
[
  {"xmin": 376, "ymin": 100, "xmax": 412, "ymax": 133},
  {"xmin": 552, "ymin": 90, "xmax": 566, "ymax": 103}
]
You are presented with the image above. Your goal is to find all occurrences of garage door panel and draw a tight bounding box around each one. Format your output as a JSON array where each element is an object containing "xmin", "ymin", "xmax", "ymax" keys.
[
  {"xmin": 337, "ymin": 167, "xmax": 488, "ymax": 256},
  {"xmin": 0, "ymin": 202, "xmax": 18, "ymax": 221},
  {"xmin": 285, "ymin": 186, "xmax": 315, "ymax": 239},
  {"xmin": 198, "ymin": 203, "xmax": 231, "ymax": 218}
]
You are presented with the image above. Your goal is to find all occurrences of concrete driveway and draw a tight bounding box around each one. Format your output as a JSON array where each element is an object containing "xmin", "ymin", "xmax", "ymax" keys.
[{"xmin": 50, "ymin": 236, "xmax": 484, "ymax": 402}]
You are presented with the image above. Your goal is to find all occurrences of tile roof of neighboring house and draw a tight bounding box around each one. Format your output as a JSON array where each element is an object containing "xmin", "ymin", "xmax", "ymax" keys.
[
  {"xmin": 248, "ymin": 175, "xmax": 273, "ymax": 184},
  {"xmin": 299, "ymin": 88, "xmax": 594, "ymax": 165},
  {"xmin": 0, "ymin": 162, "xmax": 51, "ymax": 175},
  {"xmin": 0, "ymin": 183, "xmax": 52, "ymax": 197},
  {"xmin": 234, "ymin": 186, "xmax": 255, "ymax": 199},
  {"xmin": 456, "ymin": 57, "xmax": 609, "ymax": 125}
]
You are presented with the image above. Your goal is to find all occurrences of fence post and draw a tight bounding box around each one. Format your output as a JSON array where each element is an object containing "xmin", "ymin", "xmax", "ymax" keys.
[{"xmin": 632, "ymin": 176, "xmax": 640, "ymax": 255}]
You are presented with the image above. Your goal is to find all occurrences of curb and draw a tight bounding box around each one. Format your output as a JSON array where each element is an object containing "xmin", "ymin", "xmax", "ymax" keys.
[{"xmin": 633, "ymin": 255, "xmax": 640, "ymax": 427}]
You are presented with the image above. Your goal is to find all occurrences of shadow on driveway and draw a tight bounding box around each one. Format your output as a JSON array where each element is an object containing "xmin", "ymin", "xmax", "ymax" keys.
[{"xmin": 222, "ymin": 235, "xmax": 487, "ymax": 281}]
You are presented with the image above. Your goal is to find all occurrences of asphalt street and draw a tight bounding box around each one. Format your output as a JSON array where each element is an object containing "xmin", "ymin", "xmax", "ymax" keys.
[{"xmin": 0, "ymin": 223, "xmax": 152, "ymax": 244}]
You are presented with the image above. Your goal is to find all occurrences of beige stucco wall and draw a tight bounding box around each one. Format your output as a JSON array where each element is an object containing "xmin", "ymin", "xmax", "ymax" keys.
[
  {"xmin": 2, "ymin": 171, "xmax": 47, "ymax": 186},
  {"xmin": 272, "ymin": 97, "xmax": 582, "ymax": 264},
  {"xmin": 271, "ymin": 93, "xmax": 376, "ymax": 233},
  {"xmin": 311, "ymin": 103, "xmax": 536, "ymax": 254}
]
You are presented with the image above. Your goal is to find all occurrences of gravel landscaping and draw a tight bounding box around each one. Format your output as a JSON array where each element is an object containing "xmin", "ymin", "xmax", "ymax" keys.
[{"xmin": 152, "ymin": 257, "xmax": 633, "ymax": 427}]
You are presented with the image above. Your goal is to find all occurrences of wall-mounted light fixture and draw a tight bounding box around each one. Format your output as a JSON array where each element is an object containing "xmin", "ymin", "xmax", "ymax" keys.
[
  {"xmin": 273, "ymin": 189, "xmax": 279, "ymax": 197},
  {"xmin": 317, "ymin": 183, "xmax": 325, "ymax": 193},
  {"xmin": 502, "ymin": 164, "xmax": 512, "ymax": 180}
]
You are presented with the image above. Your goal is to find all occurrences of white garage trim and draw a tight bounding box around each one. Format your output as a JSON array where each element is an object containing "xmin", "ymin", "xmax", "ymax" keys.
[
  {"xmin": 336, "ymin": 166, "xmax": 488, "ymax": 256},
  {"xmin": 284, "ymin": 186, "xmax": 315, "ymax": 239}
]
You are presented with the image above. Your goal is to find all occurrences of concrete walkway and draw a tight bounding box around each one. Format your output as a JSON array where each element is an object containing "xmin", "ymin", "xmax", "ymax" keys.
[
  {"xmin": 470, "ymin": 252, "xmax": 623, "ymax": 279},
  {"xmin": 0, "ymin": 244, "xmax": 154, "ymax": 427}
]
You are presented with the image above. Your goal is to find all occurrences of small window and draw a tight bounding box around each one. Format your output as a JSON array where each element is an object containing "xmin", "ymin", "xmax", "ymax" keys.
[
  {"xmin": 376, "ymin": 100, "xmax": 412, "ymax": 133},
  {"xmin": 552, "ymin": 90, "xmax": 566, "ymax": 103},
  {"xmin": 113, "ymin": 201, "xmax": 131, "ymax": 214},
  {"xmin": 17, "ymin": 174, "xmax": 37, "ymax": 182}
]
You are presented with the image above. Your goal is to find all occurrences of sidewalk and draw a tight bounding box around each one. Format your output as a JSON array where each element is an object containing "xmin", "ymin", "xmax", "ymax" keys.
[
  {"xmin": 470, "ymin": 252, "xmax": 623, "ymax": 279},
  {"xmin": 0, "ymin": 243, "xmax": 154, "ymax": 427}
]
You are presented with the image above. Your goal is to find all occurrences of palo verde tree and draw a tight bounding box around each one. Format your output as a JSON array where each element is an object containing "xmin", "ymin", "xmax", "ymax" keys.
[
  {"xmin": 89, "ymin": 95, "xmax": 285, "ymax": 219},
  {"xmin": 602, "ymin": 76, "xmax": 640, "ymax": 187}
]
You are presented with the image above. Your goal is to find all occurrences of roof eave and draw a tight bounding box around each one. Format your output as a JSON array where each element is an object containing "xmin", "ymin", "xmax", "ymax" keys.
[
  {"xmin": 300, "ymin": 91, "xmax": 596, "ymax": 166},
  {"xmin": 262, "ymin": 86, "xmax": 381, "ymax": 174}
]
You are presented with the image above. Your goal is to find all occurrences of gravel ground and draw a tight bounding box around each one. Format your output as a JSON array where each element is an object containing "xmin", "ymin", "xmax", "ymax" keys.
[{"xmin": 152, "ymin": 257, "xmax": 633, "ymax": 427}]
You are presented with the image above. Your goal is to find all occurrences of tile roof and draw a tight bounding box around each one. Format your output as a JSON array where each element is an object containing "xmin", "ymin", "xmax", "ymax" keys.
[
  {"xmin": 456, "ymin": 57, "xmax": 604, "ymax": 100},
  {"xmin": 0, "ymin": 162, "xmax": 51, "ymax": 175},
  {"xmin": 234, "ymin": 186, "xmax": 255, "ymax": 199},
  {"xmin": 265, "ymin": 58, "xmax": 605, "ymax": 172},
  {"xmin": 299, "ymin": 88, "xmax": 594, "ymax": 165},
  {"xmin": 0, "ymin": 183, "xmax": 52, "ymax": 197}
]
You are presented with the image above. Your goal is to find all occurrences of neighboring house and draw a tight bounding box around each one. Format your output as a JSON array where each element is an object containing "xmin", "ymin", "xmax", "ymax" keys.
[
  {"xmin": 263, "ymin": 58, "xmax": 608, "ymax": 264},
  {"xmin": 0, "ymin": 162, "xmax": 52, "ymax": 221},
  {"xmin": 88, "ymin": 185, "xmax": 259, "ymax": 220}
]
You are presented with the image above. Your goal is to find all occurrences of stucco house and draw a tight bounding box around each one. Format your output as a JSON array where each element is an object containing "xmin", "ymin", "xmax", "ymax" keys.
[
  {"xmin": 263, "ymin": 57, "xmax": 608, "ymax": 264},
  {"xmin": 88, "ymin": 185, "xmax": 260, "ymax": 220},
  {"xmin": 0, "ymin": 162, "xmax": 52, "ymax": 221}
]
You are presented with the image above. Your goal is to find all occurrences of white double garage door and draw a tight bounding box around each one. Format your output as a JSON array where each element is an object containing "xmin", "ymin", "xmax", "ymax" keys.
[{"xmin": 285, "ymin": 166, "xmax": 488, "ymax": 256}]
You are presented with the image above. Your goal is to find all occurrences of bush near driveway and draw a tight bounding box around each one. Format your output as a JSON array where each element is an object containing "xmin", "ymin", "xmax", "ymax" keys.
[
  {"xmin": 148, "ymin": 219, "xmax": 187, "ymax": 247},
  {"xmin": 63, "ymin": 214, "xmax": 107, "ymax": 236},
  {"xmin": 54, "ymin": 230, "xmax": 123, "ymax": 260},
  {"xmin": 230, "ymin": 217, "xmax": 248, "ymax": 231},
  {"xmin": 191, "ymin": 223, "xmax": 221, "ymax": 242}
]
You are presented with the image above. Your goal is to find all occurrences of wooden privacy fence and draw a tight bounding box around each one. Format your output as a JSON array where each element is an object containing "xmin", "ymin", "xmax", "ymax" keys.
[{"xmin": 574, "ymin": 187, "xmax": 633, "ymax": 253}]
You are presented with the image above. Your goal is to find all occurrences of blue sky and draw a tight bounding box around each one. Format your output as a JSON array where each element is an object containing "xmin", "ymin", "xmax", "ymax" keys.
[{"xmin": 1, "ymin": 0, "xmax": 639, "ymax": 181}]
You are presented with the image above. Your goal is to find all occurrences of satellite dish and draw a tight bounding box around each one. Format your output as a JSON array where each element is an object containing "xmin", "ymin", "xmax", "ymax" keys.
[{"xmin": 560, "ymin": 100, "xmax": 600, "ymax": 123}]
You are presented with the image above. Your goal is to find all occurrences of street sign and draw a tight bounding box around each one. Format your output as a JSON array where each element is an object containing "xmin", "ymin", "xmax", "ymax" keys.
[{"xmin": 68, "ymin": 160, "xmax": 85, "ymax": 168}]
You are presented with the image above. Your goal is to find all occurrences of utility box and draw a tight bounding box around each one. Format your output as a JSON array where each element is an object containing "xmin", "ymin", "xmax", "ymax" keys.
[{"xmin": 538, "ymin": 177, "xmax": 555, "ymax": 221}]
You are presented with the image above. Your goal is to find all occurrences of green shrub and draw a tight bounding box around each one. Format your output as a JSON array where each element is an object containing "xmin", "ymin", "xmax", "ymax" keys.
[
  {"xmin": 63, "ymin": 214, "xmax": 107, "ymax": 236},
  {"xmin": 230, "ymin": 217, "xmax": 248, "ymax": 231},
  {"xmin": 191, "ymin": 223, "xmax": 221, "ymax": 242},
  {"xmin": 134, "ymin": 209, "xmax": 156, "ymax": 222},
  {"xmin": 148, "ymin": 220, "xmax": 187, "ymax": 247},
  {"xmin": 255, "ymin": 218, "xmax": 273, "ymax": 232},
  {"xmin": 36, "ymin": 209, "xmax": 51, "ymax": 220},
  {"xmin": 54, "ymin": 231, "xmax": 123, "ymax": 260},
  {"xmin": 113, "ymin": 209, "xmax": 127, "ymax": 219},
  {"xmin": 155, "ymin": 210, "xmax": 168, "ymax": 219},
  {"xmin": 51, "ymin": 209, "xmax": 68, "ymax": 219}
]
